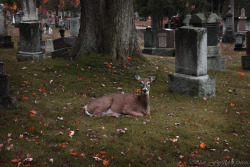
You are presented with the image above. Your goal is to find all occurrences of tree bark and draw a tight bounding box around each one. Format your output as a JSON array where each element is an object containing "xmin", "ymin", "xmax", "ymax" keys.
[
  {"xmin": 70, "ymin": 0, "xmax": 144, "ymax": 62},
  {"xmin": 151, "ymin": 15, "xmax": 163, "ymax": 31}
]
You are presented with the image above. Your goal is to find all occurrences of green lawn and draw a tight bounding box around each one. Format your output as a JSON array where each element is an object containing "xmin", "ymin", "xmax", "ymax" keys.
[{"xmin": 0, "ymin": 36, "xmax": 249, "ymax": 167}]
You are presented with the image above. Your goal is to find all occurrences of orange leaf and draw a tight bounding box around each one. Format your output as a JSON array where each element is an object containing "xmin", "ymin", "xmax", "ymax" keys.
[
  {"xmin": 100, "ymin": 151, "xmax": 106, "ymax": 154},
  {"xmin": 177, "ymin": 162, "xmax": 186, "ymax": 167},
  {"xmin": 103, "ymin": 159, "xmax": 109, "ymax": 166},
  {"xmin": 70, "ymin": 152, "xmax": 79, "ymax": 156},
  {"xmin": 30, "ymin": 110, "xmax": 37, "ymax": 115},
  {"xmin": 29, "ymin": 127, "xmax": 34, "ymax": 131},
  {"xmin": 11, "ymin": 159, "xmax": 21, "ymax": 163},
  {"xmin": 136, "ymin": 89, "xmax": 141, "ymax": 92},
  {"xmin": 230, "ymin": 103, "xmax": 235, "ymax": 107},
  {"xmin": 200, "ymin": 143, "xmax": 206, "ymax": 149},
  {"xmin": 127, "ymin": 57, "xmax": 131, "ymax": 60}
]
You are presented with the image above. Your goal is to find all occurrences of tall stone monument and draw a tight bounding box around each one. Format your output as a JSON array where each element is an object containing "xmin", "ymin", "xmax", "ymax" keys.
[
  {"xmin": 70, "ymin": 17, "xmax": 80, "ymax": 37},
  {"xmin": 238, "ymin": 8, "xmax": 247, "ymax": 35},
  {"xmin": 168, "ymin": 26, "xmax": 216, "ymax": 97},
  {"xmin": 0, "ymin": 61, "xmax": 18, "ymax": 109},
  {"xmin": 0, "ymin": 4, "xmax": 14, "ymax": 48},
  {"xmin": 16, "ymin": 0, "xmax": 45, "ymax": 62},
  {"xmin": 242, "ymin": 31, "xmax": 250, "ymax": 70},
  {"xmin": 222, "ymin": 5, "xmax": 235, "ymax": 43},
  {"xmin": 190, "ymin": 12, "xmax": 225, "ymax": 71}
]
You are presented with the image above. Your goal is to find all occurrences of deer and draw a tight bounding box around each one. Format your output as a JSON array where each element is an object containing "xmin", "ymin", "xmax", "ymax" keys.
[{"xmin": 83, "ymin": 74, "xmax": 157, "ymax": 117}]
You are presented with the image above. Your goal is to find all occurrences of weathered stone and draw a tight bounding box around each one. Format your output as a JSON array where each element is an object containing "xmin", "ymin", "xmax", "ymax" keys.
[
  {"xmin": 207, "ymin": 57, "xmax": 226, "ymax": 71},
  {"xmin": 234, "ymin": 33, "xmax": 246, "ymax": 51},
  {"xmin": 238, "ymin": 8, "xmax": 247, "ymax": 35},
  {"xmin": 168, "ymin": 73, "xmax": 216, "ymax": 98},
  {"xmin": 222, "ymin": 5, "xmax": 235, "ymax": 43},
  {"xmin": 18, "ymin": 22, "xmax": 41, "ymax": 52},
  {"xmin": 21, "ymin": 0, "xmax": 38, "ymax": 21},
  {"xmin": 51, "ymin": 47, "xmax": 71, "ymax": 59},
  {"xmin": 207, "ymin": 46, "xmax": 221, "ymax": 57},
  {"xmin": 0, "ymin": 4, "xmax": 14, "ymax": 48},
  {"xmin": 183, "ymin": 14, "xmax": 191, "ymax": 26},
  {"xmin": 169, "ymin": 26, "xmax": 215, "ymax": 97},
  {"xmin": 53, "ymin": 36, "xmax": 77, "ymax": 50},
  {"xmin": 242, "ymin": 31, "xmax": 250, "ymax": 70},
  {"xmin": 190, "ymin": 12, "xmax": 221, "ymax": 46},
  {"xmin": 70, "ymin": 17, "xmax": 80, "ymax": 37},
  {"xmin": 152, "ymin": 48, "xmax": 175, "ymax": 57},
  {"xmin": 45, "ymin": 39, "xmax": 54, "ymax": 54},
  {"xmin": 16, "ymin": 51, "xmax": 45, "ymax": 62},
  {"xmin": 242, "ymin": 55, "xmax": 250, "ymax": 70},
  {"xmin": 175, "ymin": 26, "xmax": 207, "ymax": 76},
  {"xmin": 144, "ymin": 27, "xmax": 155, "ymax": 48},
  {"xmin": 155, "ymin": 29, "xmax": 174, "ymax": 48},
  {"xmin": 0, "ymin": 62, "xmax": 18, "ymax": 109}
]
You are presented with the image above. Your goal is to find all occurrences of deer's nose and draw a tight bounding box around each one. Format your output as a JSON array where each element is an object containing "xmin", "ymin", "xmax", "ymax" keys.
[{"xmin": 142, "ymin": 88, "xmax": 148, "ymax": 93}]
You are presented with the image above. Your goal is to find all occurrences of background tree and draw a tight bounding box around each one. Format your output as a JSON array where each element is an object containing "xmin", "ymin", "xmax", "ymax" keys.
[
  {"xmin": 134, "ymin": 0, "xmax": 208, "ymax": 30},
  {"xmin": 70, "ymin": 0, "xmax": 143, "ymax": 63}
]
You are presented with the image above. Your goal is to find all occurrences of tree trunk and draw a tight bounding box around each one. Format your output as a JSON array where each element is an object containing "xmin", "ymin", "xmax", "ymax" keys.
[
  {"xmin": 151, "ymin": 15, "xmax": 163, "ymax": 31},
  {"xmin": 70, "ymin": 0, "xmax": 143, "ymax": 62}
]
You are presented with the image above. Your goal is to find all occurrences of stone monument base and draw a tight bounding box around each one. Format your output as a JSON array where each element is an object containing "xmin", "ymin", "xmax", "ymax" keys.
[
  {"xmin": 242, "ymin": 55, "xmax": 250, "ymax": 70},
  {"xmin": 168, "ymin": 73, "xmax": 216, "ymax": 97},
  {"xmin": 0, "ymin": 36, "xmax": 14, "ymax": 48},
  {"xmin": 16, "ymin": 51, "xmax": 45, "ymax": 62},
  {"xmin": 222, "ymin": 30, "xmax": 235, "ymax": 43},
  {"xmin": 0, "ymin": 96, "xmax": 18, "ymax": 109},
  {"xmin": 51, "ymin": 47, "xmax": 71, "ymax": 59},
  {"xmin": 207, "ymin": 46, "xmax": 221, "ymax": 57},
  {"xmin": 142, "ymin": 48, "xmax": 175, "ymax": 57},
  {"xmin": 234, "ymin": 44, "xmax": 246, "ymax": 51},
  {"xmin": 207, "ymin": 57, "xmax": 226, "ymax": 71}
]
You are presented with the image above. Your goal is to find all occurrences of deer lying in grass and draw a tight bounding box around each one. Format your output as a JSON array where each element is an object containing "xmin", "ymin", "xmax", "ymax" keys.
[{"xmin": 84, "ymin": 74, "xmax": 157, "ymax": 117}]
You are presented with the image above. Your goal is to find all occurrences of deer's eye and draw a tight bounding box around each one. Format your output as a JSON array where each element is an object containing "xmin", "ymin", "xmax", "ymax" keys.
[
  {"xmin": 140, "ymin": 81, "xmax": 144, "ymax": 85},
  {"xmin": 147, "ymin": 82, "xmax": 150, "ymax": 86}
]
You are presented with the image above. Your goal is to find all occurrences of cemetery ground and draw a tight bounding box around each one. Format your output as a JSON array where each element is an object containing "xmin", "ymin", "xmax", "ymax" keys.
[{"xmin": 0, "ymin": 33, "xmax": 250, "ymax": 167}]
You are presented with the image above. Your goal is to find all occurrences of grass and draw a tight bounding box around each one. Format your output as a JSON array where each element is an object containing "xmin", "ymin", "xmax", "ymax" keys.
[{"xmin": 0, "ymin": 34, "xmax": 250, "ymax": 167}]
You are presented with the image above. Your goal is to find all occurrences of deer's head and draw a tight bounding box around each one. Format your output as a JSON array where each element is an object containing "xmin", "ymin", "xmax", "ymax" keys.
[{"xmin": 134, "ymin": 74, "xmax": 157, "ymax": 94}]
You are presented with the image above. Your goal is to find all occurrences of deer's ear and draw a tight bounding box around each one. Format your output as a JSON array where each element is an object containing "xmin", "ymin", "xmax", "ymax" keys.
[
  {"xmin": 134, "ymin": 74, "xmax": 141, "ymax": 81},
  {"xmin": 150, "ymin": 74, "xmax": 157, "ymax": 82}
]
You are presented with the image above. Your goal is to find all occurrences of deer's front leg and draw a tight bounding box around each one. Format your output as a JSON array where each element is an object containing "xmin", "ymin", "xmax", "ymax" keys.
[{"xmin": 123, "ymin": 106, "xmax": 143, "ymax": 117}]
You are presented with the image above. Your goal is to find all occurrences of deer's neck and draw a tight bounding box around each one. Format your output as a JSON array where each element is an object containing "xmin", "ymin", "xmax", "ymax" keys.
[{"xmin": 138, "ymin": 93, "xmax": 150, "ymax": 111}]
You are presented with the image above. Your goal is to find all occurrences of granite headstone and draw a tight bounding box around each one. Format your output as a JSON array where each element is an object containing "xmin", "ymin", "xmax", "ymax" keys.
[{"xmin": 168, "ymin": 26, "xmax": 216, "ymax": 97}]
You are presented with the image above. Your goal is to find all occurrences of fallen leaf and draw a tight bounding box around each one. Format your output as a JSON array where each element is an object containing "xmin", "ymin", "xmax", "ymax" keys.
[
  {"xmin": 200, "ymin": 143, "xmax": 206, "ymax": 149},
  {"xmin": 177, "ymin": 162, "xmax": 187, "ymax": 167},
  {"xmin": 11, "ymin": 159, "xmax": 21, "ymax": 163},
  {"xmin": 80, "ymin": 153, "xmax": 86, "ymax": 158},
  {"xmin": 103, "ymin": 159, "xmax": 109, "ymax": 166},
  {"xmin": 70, "ymin": 152, "xmax": 79, "ymax": 156}
]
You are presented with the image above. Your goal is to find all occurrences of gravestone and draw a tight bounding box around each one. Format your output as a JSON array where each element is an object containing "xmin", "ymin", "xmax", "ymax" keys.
[
  {"xmin": 238, "ymin": 8, "xmax": 247, "ymax": 35},
  {"xmin": 64, "ymin": 18, "xmax": 70, "ymax": 30},
  {"xmin": 155, "ymin": 29, "xmax": 174, "ymax": 48},
  {"xmin": 190, "ymin": 12, "xmax": 225, "ymax": 71},
  {"xmin": 0, "ymin": 61, "xmax": 18, "ymax": 109},
  {"xmin": 45, "ymin": 39, "xmax": 54, "ymax": 54},
  {"xmin": 234, "ymin": 33, "xmax": 245, "ymax": 51},
  {"xmin": 183, "ymin": 14, "xmax": 191, "ymax": 26},
  {"xmin": 51, "ymin": 29, "xmax": 77, "ymax": 59},
  {"xmin": 70, "ymin": 17, "xmax": 80, "ymax": 37},
  {"xmin": 142, "ymin": 28, "xmax": 175, "ymax": 57},
  {"xmin": 14, "ymin": 11, "xmax": 23, "ymax": 28},
  {"xmin": 0, "ymin": 4, "xmax": 14, "ymax": 48},
  {"xmin": 16, "ymin": 0, "xmax": 45, "ymax": 62},
  {"xmin": 168, "ymin": 26, "xmax": 216, "ymax": 97},
  {"xmin": 144, "ymin": 27, "xmax": 155, "ymax": 48},
  {"xmin": 242, "ymin": 31, "xmax": 250, "ymax": 70},
  {"xmin": 222, "ymin": 5, "xmax": 235, "ymax": 43}
]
